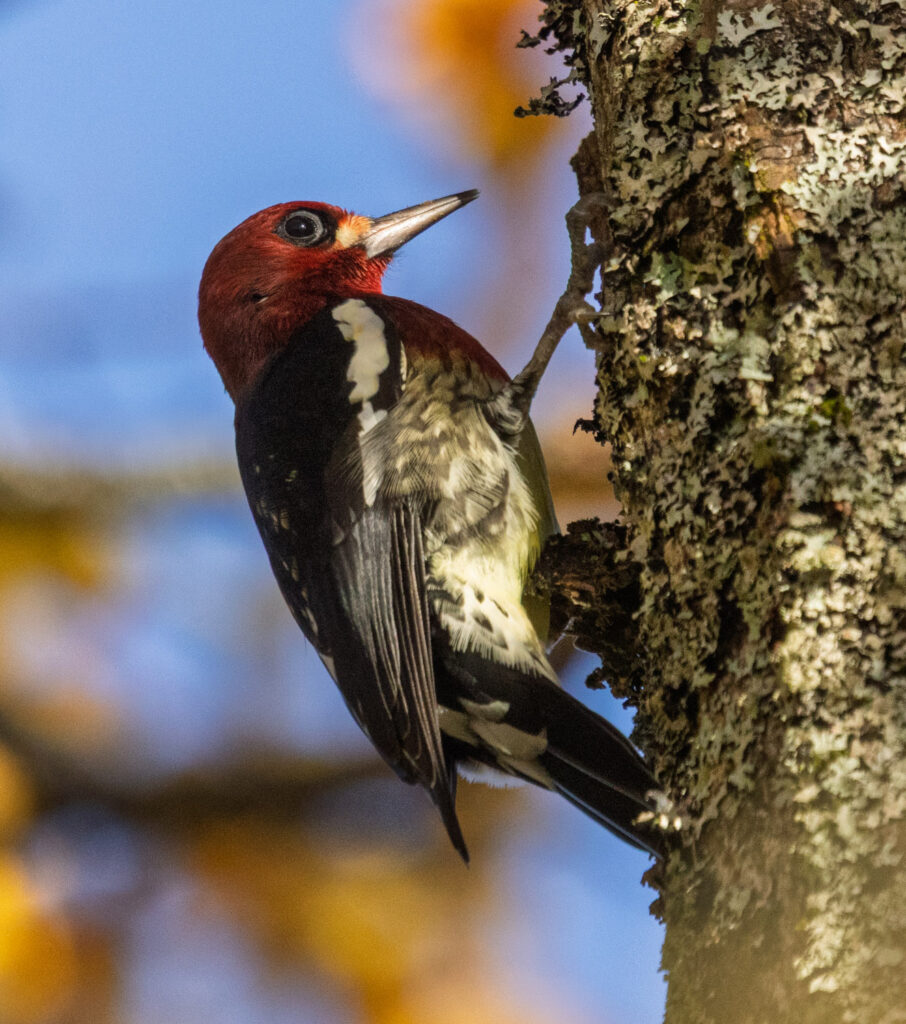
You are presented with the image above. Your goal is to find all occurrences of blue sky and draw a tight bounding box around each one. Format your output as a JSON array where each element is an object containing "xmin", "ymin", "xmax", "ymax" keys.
[{"xmin": 0, "ymin": 1, "xmax": 666, "ymax": 1020}]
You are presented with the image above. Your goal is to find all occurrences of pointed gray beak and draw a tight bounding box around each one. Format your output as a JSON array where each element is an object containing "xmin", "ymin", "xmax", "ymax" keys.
[{"xmin": 360, "ymin": 190, "xmax": 479, "ymax": 258}]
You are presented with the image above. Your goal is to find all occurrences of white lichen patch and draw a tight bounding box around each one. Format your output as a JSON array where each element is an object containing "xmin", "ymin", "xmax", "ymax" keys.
[{"xmin": 716, "ymin": 4, "xmax": 782, "ymax": 47}]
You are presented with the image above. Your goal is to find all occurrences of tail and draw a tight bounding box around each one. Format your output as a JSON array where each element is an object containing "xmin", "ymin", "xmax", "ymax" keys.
[
  {"xmin": 536, "ymin": 684, "xmax": 664, "ymax": 857},
  {"xmin": 436, "ymin": 648, "xmax": 666, "ymax": 858}
]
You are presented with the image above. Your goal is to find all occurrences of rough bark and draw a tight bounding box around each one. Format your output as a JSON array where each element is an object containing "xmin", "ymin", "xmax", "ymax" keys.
[{"xmin": 531, "ymin": 2, "xmax": 906, "ymax": 1021}]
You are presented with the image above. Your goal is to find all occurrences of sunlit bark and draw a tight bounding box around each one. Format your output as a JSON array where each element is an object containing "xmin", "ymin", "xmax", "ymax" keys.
[{"xmin": 535, "ymin": 2, "xmax": 906, "ymax": 1020}]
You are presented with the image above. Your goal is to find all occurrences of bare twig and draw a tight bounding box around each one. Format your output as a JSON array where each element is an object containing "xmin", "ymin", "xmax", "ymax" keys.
[{"xmin": 490, "ymin": 193, "xmax": 607, "ymax": 434}]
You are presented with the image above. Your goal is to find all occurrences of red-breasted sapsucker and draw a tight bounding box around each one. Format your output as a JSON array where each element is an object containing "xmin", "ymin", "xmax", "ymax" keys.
[{"xmin": 198, "ymin": 191, "xmax": 662, "ymax": 860}]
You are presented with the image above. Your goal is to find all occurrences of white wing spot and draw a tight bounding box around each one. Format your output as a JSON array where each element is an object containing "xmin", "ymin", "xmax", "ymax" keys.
[
  {"xmin": 332, "ymin": 299, "xmax": 394, "ymax": 508},
  {"xmin": 332, "ymin": 299, "xmax": 390, "ymax": 404}
]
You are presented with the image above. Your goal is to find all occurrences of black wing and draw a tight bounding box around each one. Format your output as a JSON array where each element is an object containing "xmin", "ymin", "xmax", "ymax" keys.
[
  {"xmin": 328, "ymin": 500, "xmax": 464, "ymax": 855},
  {"xmin": 234, "ymin": 301, "xmax": 465, "ymax": 857}
]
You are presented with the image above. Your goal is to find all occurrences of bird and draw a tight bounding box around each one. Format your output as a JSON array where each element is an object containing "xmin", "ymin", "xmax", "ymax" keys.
[{"xmin": 198, "ymin": 190, "xmax": 663, "ymax": 861}]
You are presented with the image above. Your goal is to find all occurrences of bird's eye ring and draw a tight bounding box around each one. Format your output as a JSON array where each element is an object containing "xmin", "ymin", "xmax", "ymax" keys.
[{"xmin": 278, "ymin": 210, "xmax": 330, "ymax": 247}]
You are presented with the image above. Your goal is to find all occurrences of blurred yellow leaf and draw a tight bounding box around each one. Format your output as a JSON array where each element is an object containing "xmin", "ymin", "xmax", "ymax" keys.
[
  {"xmin": 0, "ymin": 515, "xmax": 105, "ymax": 591},
  {"xmin": 0, "ymin": 856, "xmax": 76, "ymax": 1024},
  {"xmin": 0, "ymin": 748, "xmax": 35, "ymax": 840}
]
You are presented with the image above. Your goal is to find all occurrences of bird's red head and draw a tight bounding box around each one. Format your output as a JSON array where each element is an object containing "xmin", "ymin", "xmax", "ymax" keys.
[{"xmin": 199, "ymin": 191, "xmax": 478, "ymax": 399}]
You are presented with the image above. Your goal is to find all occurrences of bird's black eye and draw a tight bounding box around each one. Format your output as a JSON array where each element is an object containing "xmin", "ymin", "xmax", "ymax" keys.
[{"xmin": 278, "ymin": 210, "xmax": 331, "ymax": 247}]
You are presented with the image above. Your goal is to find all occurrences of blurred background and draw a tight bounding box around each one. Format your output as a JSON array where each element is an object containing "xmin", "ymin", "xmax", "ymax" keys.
[{"xmin": 0, "ymin": 1, "xmax": 665, "ymax": 1021}]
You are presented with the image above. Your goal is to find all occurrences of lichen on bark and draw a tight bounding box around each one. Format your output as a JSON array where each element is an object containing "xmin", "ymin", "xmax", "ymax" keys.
[{"xmin": 534, "ymin": 1, "xmax": 906, "ymax": 1020}]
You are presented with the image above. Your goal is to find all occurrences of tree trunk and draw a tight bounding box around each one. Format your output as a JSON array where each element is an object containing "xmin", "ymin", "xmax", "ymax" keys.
[{"xmin": 534, "ymin": 2, "xmax": 906, "ymax": 1021}]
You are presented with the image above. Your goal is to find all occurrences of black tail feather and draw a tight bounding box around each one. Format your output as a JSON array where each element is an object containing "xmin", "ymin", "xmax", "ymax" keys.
[
  {"xmin": 436, "ymin": 752, "xmax": 470, "ymax": 863},
  {"xmin": 542, "ymin": 748, "xmax": 664, "ymax": 857},
  {"xmin": 436, "ymin": 643, "xmax": 665, "ymax": 858},
  {"xmin": 539, "ymin": 685, "xmax": 664, "ymax": 857}
]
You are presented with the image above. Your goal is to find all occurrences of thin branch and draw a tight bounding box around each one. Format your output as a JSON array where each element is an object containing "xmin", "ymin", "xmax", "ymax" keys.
[{"xmin": 490, "ymin": 193, "xmax": 608, "ymax": 432}]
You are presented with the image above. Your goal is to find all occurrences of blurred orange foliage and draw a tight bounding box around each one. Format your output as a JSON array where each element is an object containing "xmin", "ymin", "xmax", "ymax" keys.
[{"xmin": 350, "ymin": 0, "xmax": 558, "ymax": 173}]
